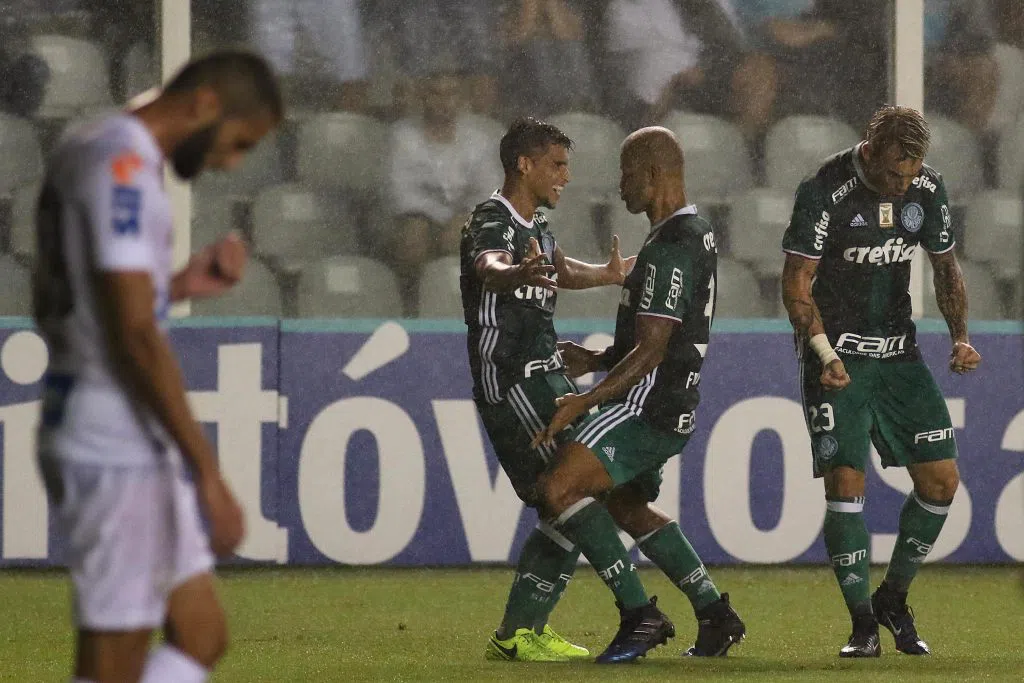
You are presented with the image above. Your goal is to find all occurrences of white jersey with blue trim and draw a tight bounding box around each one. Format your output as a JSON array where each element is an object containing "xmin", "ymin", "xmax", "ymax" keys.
[{"xmin": 35, "ymin": 114, "xmax": 176, "ymax": 467}]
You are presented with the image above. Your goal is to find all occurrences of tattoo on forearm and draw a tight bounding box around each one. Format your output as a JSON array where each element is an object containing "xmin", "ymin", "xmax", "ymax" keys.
[
  {"xmin": 934, "ymin": 261, "xmax": 968, "ymax": 342},
  {"xmin": 783, "ymin": 295, "xmax": 822, "ymax": 338}
]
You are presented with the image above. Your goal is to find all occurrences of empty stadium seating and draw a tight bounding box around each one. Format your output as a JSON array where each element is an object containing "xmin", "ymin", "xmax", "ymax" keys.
[
  {"xmin": 547, "ymin": 112, "xmax": 625, "ymax": 199},
  {"xmin": 31, "ymin": 35, "xmax": 112, "ymax": 119},
  {"xmin": 190, "ymin": 259, "xmax": 283, "ymax": 316},
  {"xmin": 715, "ymin": 257, "xmax": 770, "ymax": 318},
  {"xmin": 765, "ymin": 116, "xmax": 859, "ymax": 191},
  {"xmin": 251, "ymin": 183, "xmax": 358, "ymax": 269},
  {"xmin": 417, "ymin": 256, "xmax": 462, "ymax": 319},
  {"xmin": 0, "ymin": 115, "xmax": 43, "ymax": 195},
  {"xmin": 964, "ymin": 190, "xmax": 1022, "ymax": 279},
  {"xmin": 728, "ymin": 188, "xmax": 794, "ymax": 277},
  {"xmin": 297, "ymin": 255, "xmax": 403, "ymax": 318},
  {"xmin": 0, "ymin": 256, "xmax": 31, "ymax": 316},
  {"xmin": 296, "ymin": 112, "xmax": 388, "ymax": 195},
  {"xmin": 661, "ymin": 111, "xmax": 753, "ymax": 203},
  {"xmin": 924, "ymin": 115, "xmax": 984, "ymax": 202}
]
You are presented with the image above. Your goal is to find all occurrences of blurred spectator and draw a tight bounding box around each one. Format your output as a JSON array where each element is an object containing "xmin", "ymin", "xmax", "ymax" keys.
[
  {"xmin": 981, "ymin": 0, "xmax": 1024, "ymax": 139},
  {"xmin": 250, "ymin": 0, "xmax": 370, "ymax": 112},
  {"xmin": 0, "ymin": 5, "xmax": 50, "ymax": 118},
  {"xmin": 754, "ymin": 0, "xmax": 888, "ymax": 128},
  {"xmin": 384, "ymin": 70, "xmax": 503, "ymax": 314},
  {"xmin": 925, "ymin": 0, "xmax": 998, "ymax": 133},
  {"xmin": 603, "ymin": 0, "xmax": 777, "ymax": 140},
  {"xmin": 382, "ymin": 0, "xmax": 501, "ymax": 119},
  {"xmin": 502, "ymin": 0, "xmax": 597, "ymax": 117}
]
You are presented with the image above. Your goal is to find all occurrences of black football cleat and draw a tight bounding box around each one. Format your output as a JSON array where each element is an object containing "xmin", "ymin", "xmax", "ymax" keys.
[
  {"xmin": 839, "ymin": 614, "xmax": 882, "ymax": 658},
  {"xmin": 595, "ymin": 596, "xmax": 675, "ymax": 663},
  {"xmin": 684, "ymin": 593, "xmax": 746, "ymax": 656},
  {"xmin": 872, "ymin": 586, "xmax": 931, "ymax": 655}
]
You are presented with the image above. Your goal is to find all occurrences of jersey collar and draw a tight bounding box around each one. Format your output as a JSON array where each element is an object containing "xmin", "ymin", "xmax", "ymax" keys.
[
  {"xmin": 851, "ymin": 142, "xmax": 884, "ymax": 194},
  {"xmin": 492, "ymin": 191, "xmax": 535, "ymax": 228},
  {"xmin": 649, "ymin": 204, "xmax": 698, "ymax": 232}
]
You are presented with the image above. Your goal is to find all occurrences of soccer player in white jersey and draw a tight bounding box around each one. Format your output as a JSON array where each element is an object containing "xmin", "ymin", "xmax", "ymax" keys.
[{"xmin": 32, "ymin": 51, "xmax": 282, "ymax": 683}]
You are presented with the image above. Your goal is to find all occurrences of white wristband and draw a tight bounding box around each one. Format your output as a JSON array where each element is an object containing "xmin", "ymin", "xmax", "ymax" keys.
[{"xmin": 809, "ymin": 333, "xmax": 839, "ymax": 365}]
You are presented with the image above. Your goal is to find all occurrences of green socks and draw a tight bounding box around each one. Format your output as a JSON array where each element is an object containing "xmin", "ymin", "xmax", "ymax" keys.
[
  {"xmin": 824, "ymin": 496, "xmax": 872, "ymax": 617},
  {"xmin": 556, "ymin": 498, "xmax": 649, "ymax": 609},
  {"xmin": 637, "ymin": 521, "xmax": 721, "ymax": 611},
  {"xmin": 498, "ymin": 523, "xmax": 580, "ymax": 637},
  {"xmin": 883, "ymin": 492, "xmax": 951, "ymax": 592}
]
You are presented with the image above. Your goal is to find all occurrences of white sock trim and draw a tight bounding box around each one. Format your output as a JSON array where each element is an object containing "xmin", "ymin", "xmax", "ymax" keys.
[
  {"xmin": 913, "ymin": 491, "xmax": 951, "ymax": 516},
  {"xmin": 635, "ymin": 520, "xmax": 676, "ymax": 545},
  {"xmin": 826, "ymin": 500, "xmax": 864, "ymax": 513},
  {"xmin": 140, "ymin": 645, "xmax": 208, "ymax": 683},
  {"xmin": 537, "ymin": 521, "xmax": 575, "ymax": 552},
  {"xmin": 556, "ymin": 497, "xmax": 597, "ymax": 526}
]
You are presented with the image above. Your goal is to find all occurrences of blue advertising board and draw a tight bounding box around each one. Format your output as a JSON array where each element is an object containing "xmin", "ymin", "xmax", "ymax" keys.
[{"xmin": 0, "ymin": 317, "xmax": 1021, "ymax": 567}]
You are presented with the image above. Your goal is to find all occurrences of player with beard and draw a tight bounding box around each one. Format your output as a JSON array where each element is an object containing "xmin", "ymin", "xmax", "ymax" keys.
[
  {"xmin": 33, "ymin": 51, "xmax": 282, "ymax": 683},
  {"xmin": 461, "ymin": 117, "xmax": 634, "ymax": 661}
]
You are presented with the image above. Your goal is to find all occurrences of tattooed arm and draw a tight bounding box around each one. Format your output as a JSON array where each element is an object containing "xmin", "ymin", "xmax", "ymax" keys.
[
  {"xmin": 782, "ymin": 253, "xmax": 825, "ymax": 340},
  {"xmin": 928, "ymin": 249, "xmax": 982, "ymax": 374}
]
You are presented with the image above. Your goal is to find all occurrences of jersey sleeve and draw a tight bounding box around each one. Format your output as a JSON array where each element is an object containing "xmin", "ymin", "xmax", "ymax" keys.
[
  {"xmin": 469, "ymin": 214, "xmax": 515, "ymax": 265},
  {"xmin": 635, "ymin": 243, "xmax": 693, "ymax": 322},
  {"xmin": 78, "ymin": 142, "xmax": 161, "ymax": 273},
  {"xmin": 782, "ymin": 177, "xmax": 830, "ymax": 260},
  {"xmin": 919, "ymin": 175, "xmax": 956, "ymax": 254}
]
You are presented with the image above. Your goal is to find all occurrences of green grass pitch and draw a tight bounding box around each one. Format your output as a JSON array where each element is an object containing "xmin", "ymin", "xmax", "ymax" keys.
[{"xmin": 1, "ymin": 566, "xmax": 1020, "ymax": 681}]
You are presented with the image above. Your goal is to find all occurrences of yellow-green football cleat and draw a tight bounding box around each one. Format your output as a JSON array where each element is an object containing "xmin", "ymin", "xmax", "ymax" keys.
[
  {"xmin": 485, "ymin": 628, "xmax": 571, "ymax": 662},
  {"xmin": 539, "ymin": 625, "xmax": 590, "ymax": 659}
]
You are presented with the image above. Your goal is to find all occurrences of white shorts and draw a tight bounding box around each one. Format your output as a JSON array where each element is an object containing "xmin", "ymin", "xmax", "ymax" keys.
[{"xmin": 41, "ymin": 458, "xmax": 214, "ymax": 631}]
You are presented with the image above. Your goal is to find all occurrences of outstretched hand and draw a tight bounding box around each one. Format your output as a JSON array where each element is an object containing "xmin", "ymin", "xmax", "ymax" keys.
[
  {"xmin": 606, "ymin": 234, "xmax": 636, "ymax": 284},
  {"xmin": 531, "ymin": 393, "xmax": 589, "ymax": 449},
  {"xmin": 519, "ymin": 236, "xmax": 557, "ymax": 291}
]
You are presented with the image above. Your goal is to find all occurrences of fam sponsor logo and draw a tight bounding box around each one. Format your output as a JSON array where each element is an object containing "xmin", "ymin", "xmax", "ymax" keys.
[
  {"xmin": 835, "ymin": 332, "xmax": 908, "ymax": 358},
  {"xmin": 842, "ymin": 238, "xmax": 917, "ymax": 265},
  {"xmin": 831, "ymin": 177, "xmax": 858, "ymax": 204},
  {"xmin": 831, "ymin": 549, "xmax": 867, "ymax": 567},
  {"xmin": 914, "ymin": 427, "xmax": 955, "ymax": 444}
]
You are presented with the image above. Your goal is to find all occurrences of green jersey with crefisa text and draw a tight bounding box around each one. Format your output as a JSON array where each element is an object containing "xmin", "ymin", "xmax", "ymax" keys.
[
  {"xmin": 460, "ymin": 192, "xmax": 563, "ymax": 405},
  {"xmin": 782, "ymin": 144, "xmax": 955, "ymax": 360},
  {"xmin": 603, "ymin": 206, "xmax": 717, "ymax": 435}
]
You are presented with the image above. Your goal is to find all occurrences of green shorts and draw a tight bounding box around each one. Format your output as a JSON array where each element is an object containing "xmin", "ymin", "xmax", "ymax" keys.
[
  {"xmin": 801, "ymin": 353, "xmax": 957, "ymax": 478},
  {"xmin": 476, "ymin": 372, "xmax": 580, "ymax": 506},
  {"xmin": 575, "ymin": 403, "xmax": 690, "ymax": 502}
]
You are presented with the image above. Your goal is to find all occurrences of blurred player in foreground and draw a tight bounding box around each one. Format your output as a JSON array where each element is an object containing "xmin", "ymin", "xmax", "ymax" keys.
[
  {"xmin": 460, "ymin": 117, "xmax": 633, "ymax": 661},
  {"xmin": 781, "ymin": 105, "xmax": 980, "ymax": 657},
  {"xmin": 33, "ymin": 52, "xmax": 282, "ymax": 683},
  {"xmin": 533, "ymin": 127, "xmax": 746, "ymax": 663}
]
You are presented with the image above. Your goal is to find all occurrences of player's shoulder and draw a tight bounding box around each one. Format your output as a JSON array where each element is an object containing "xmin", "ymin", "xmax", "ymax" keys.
[
  {"xmin": 796, "ymin": 146, "xmax": 858, "ymax": 199},
  {"xmin": 56, "ymin": 114, "xmax": 159, "ymax": 177},
  {"xmin": 915, "ymin": 162, "xmax": 946, "ymax": 196},
  {"xmin": 467, "ymin": 197, "xmax": 514, "ymax": 231}
]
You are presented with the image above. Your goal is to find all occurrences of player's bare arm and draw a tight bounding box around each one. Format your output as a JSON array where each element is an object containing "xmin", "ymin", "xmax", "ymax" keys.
[
  {"xmin": 95, "ymin": 271, "xmax": 245, "ymax": 555},
  {"xmin": 534, "ymin": 314, "xmax": 674, "ymax": 446},
  {"xmin": 928, "ymin": 249, "xmax": 981, "ymax": 374},
  {"xmin": 782, "ymin": 253, "xmax": 850, "ymax": 390},
  {"xmin": 476, "ymin": 236, "xmax": 557, "ymax": 292},
  {"xmin": 170, "ymin": 232, "xmax": 248, "ymax": 301},
  {"xmin": 553, "ymin": 236, "xmax": 636, "ymax": 289}
]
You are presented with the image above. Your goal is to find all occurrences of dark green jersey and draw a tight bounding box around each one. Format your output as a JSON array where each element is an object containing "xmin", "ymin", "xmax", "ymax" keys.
[
  {"xmin": 603, "ymin": 207, "xmax": 717, "ymax": 434},
  {"xmin": 782, "ymin": 145, "xmax": 955, "ymax": 360},
  {"xmin": 460, "ymin": 193, "xmax": 562, "ymax": 404}
]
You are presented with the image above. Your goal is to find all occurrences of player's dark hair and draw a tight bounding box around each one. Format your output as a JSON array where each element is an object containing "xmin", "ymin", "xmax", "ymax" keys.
[
  {"xmin": 499, "ymin": 117, "xmax": 573, "ymax": 175},
  {"xmin": 164, "ymin": 50, "xmax": 283, "ymax": 123},
  {"xmin": 865, "ymin": 105, "xmax": 930, "ymax": 160}
]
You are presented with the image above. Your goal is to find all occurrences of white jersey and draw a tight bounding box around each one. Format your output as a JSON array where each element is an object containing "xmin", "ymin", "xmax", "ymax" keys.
[{"xmin": 35, "ymin": 114, "xmax": 176, "ymax": 467}]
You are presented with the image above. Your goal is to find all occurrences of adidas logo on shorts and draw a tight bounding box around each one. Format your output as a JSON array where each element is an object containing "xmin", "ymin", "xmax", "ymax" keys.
[{"xmin": 602, "ymin": 446, "xmax": 616, "ymax": 462}]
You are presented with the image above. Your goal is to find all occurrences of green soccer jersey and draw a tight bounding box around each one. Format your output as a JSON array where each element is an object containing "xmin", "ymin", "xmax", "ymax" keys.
[
  {"xmin": 782, "ymin": 145, "xmax": 955, "ymax": 360},
  {"xmin": 603, "ymin": 206, "xmax": 717, "ymax": 435},
  {"xmin": 460, "ymin": 192, "xmax": 562, "ymax": 404}
]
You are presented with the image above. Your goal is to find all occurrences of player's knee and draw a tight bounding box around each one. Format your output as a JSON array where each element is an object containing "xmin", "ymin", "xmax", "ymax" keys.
[
  {"xmin": 538, "ymin": 470, "xmax": 580, "ymax": 516},
  {"xmin": 167, "ymin": 604, "xmax": 229, "ymax": 668},
  {"xmin": 918, "ymin": 469, "xmax": 960, "ymax": 503}
]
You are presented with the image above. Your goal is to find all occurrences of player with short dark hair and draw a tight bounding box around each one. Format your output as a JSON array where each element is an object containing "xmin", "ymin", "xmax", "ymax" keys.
[
  {"xmin": 533, "ymin": 126, "xmax": 745, "ymax": 663},
  {"xmin": 781, "ymin": 105, "xmax": 980, "ymax": 657},
  {"xmin": 33, "ymin": 50, "xmax": 281, "ymax": 683},
  {"xmin": 460, "ymin": 116, "xmax": 633, "ymax": 662}
]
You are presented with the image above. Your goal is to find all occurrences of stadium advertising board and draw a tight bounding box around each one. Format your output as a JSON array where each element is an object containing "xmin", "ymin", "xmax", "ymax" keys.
[{"xmin": 0, "ymin": 319, "xmax": 1021, "ymax": 567}]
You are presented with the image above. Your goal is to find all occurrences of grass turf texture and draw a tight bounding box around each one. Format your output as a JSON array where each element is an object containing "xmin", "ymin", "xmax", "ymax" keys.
[{"xmin": 0, "ymin": 566, "xmax": 1020, "ymax": 682}]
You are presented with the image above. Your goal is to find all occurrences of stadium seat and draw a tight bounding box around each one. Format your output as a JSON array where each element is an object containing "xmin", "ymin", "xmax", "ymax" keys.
[
  {"xmin": 417, "ymin": 256, "xmax": 462, "ymax": 319},
  {"xmin": 541, "ymin": 193, "xmax": 603, "ymax": 262},
  {"xmin": 193, "ymin": 132, "xmax": 283, "ymax": 199},
  {"xmin": 765, "ymin": 116, "xmax": 859, "ymax": 191},
  {"xmin": 31, "ymin": 35, "xmax": 112, "ymax": 118},
  {"xmin": 660, "ymin": 111, "xmax": 753, "ymax": 203},
  {"xmin": 989, "ymin": 44, "xmax": 1024, "ymax": 139},
  {"xmin": 924, "ymin": 115, "xmax": 984, "ymax": 202},
  {"xmin": 191, "ymin": 190, "xmax": 238, "ymax": 249},
  {"xmin": 123, "ymin": 42, "xmax": 158, "ymax": 99},
  {"xmin": 716, "ymin": 257, "xmax": 769, "ymax": 318},
  {"xmin": 296, "ymin": 112, "xmax": 388, "ymax": 195},
  {"xmin": 922, "ymin": 257, "xmax": 1005, "ymax": 320},
  {"xmin": 190, "ymin": 259, "xmax": 283, "ymax": 317},
  {"xmin": 8, "ymin": 183, "xmax": 40, "ymax": 261},
  {"xmin": 998, "ymin": 112, "xmax": 1024, "ymax": 190},
  {"xmin": 964, "ymin": 190, "xmax": 1023, "ymax": 279},
  {"xmin": 0, "ymin": 255, "xmax": 30, "ymax": 316},
  {"xmin": 297, "ymin": 255, "xmax": 403, "ymax": 318},
  {"xmin": 728, "ymin": 188, "xmax": 794, "ymax": 277},
  {"xmin": 547, "ymin": 112, "xmax": 625, "ymax": 198},
  {"xmin": 251, "ymin": 183, "xmax": 358, "ymax": 269},
  {"xmin": 0, "ymin": 114, "xmax": 43, "ymax": 195},
  {"xmin": 555, "ymin": 283, "xmax": 623, "ymax": 320}
]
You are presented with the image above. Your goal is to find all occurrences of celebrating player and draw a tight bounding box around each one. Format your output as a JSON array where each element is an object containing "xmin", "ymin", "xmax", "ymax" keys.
[
  {"xmin": 460, "ymin": 117, "xmax": 634, "ymax": 662},
  {"xmin": 33, "ymin": 52, "xmax": 282, "ymax": 683},
  {"xmin": 533, "ymin": 127, "xmax": 745, "ymax": 663},
  {"xmin": 781, "ymin": 105, "xmax": 980, "ymax": 657}
]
